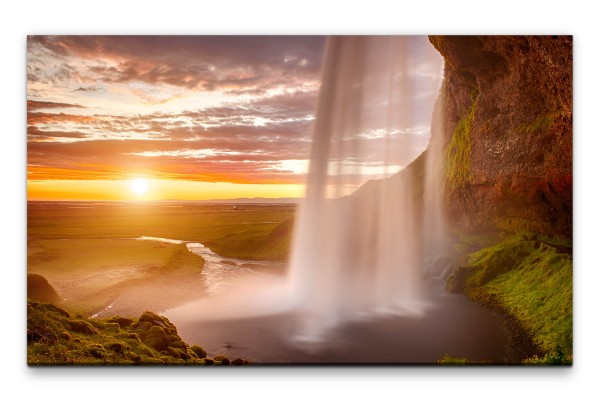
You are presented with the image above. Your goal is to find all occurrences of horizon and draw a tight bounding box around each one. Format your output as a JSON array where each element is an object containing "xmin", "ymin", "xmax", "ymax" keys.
[{"xmin": 27, "ymin": 36, "xmax": 442, "ymax": 201}]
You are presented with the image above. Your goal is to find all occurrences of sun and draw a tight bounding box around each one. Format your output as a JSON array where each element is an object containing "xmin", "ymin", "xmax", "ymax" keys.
[{"xmin": 131, "ymin": 178, "xmax": 148, "ymax": 195}]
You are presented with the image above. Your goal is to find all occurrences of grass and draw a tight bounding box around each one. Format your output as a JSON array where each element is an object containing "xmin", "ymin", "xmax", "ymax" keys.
[
  {"xmin": 448, "ymin": 233, "xmax": 573, "ymax": 363},
  {"xmin": 445, "ymin": 92, "xmax": 477, "ymax": 191},
  {"xmin": 27, "ymin": 201, "xmax": 295, "ymax": 316},
  {"xmin": 28, "ymin": 238, "xmax": 206, "ymax": 315},
  {"xmin": 27, "ymin": 300, "xmax": 248, "ymax": 365},
  {"xmin": 28, "ymin": 202, "xmax": 295, "ymax": 261}
]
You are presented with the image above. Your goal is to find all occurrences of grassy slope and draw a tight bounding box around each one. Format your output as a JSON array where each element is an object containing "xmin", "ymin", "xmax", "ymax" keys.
[
  {"xmin": 28, "ymin": 202, "xmax": 295, "ymax": 262},
  {"xmin": 27, "ymin": 300, "xmax": 247, "ymax": 365},
  {"xmin": 29, "ymin": 239, "xmax": 206, "ymax": 316},
  {"xmin": 28, "ymin": 203, "xmax": 295, "ymax": 315},
  {"xmin": 447, "ymin": 233, "xmax": 573, "ymax": 364}
]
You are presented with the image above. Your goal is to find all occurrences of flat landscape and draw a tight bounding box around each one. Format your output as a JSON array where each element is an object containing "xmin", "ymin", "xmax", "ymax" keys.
[{"xmin": 27, "ymin": 201, "xmax": 295, "ymax": 316}]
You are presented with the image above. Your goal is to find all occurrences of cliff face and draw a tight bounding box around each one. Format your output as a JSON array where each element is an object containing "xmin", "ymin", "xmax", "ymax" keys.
[{"xmin": 429, "ymin": 36, "xmax": 572, "ymax": 237}]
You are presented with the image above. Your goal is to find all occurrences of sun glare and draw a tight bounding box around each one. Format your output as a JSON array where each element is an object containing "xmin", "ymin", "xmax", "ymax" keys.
[{"xmin": 131, "ymin": 178, "xmax": 148, "ymax": 195}]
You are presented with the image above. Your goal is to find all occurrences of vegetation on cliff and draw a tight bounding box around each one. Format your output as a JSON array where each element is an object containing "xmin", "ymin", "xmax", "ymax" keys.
[
  {"xmin": 446, "ymin": 233, "xmax": 572, "ymax": 364},
  {"xmin": 27, "ymin": 300, "xmax": 248, "ymax": 366},
  {"xmin": 430, "ymin": 35, "xmax": 573, "ymax": 365},
  {"xmin": 445, "ymin": 93, "xmax": 476, "ymax": 191}
]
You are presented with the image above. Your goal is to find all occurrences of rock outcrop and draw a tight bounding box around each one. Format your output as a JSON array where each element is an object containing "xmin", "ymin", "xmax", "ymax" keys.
[{"xmin": 429, "ymin": 36, "xmax": 572, "ymax": 237}]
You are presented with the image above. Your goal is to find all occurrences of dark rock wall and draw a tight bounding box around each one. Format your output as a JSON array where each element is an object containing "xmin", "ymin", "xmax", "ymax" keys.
[{"xmin": 429, "ymin": 36, "xmax": 572, "ymax": 236}]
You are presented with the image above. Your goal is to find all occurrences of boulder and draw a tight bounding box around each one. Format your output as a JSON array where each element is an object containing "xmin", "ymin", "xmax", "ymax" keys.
[
  {"xmin": 142, "ymin": 325, "xmax": 171, "ymax": 351},
  {"xmin": 214, "ymin": 355, "xmax": 230, "ymax": 365},
  {"xmin": 190, "ymin": 345, "xmax": 207, "ymax": 358},
  {"xmin": 28, "ymin": 325, "xmax": 58, "ymax": 344},
  {"xmin": 69, "ymin": 320, "xmax": 97, "ymax": 335}
]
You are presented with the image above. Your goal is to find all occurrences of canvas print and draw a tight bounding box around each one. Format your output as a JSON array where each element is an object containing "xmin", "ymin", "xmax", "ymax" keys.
[{"xmin": 26, "ymin": 35, "xmax": 572, "ymax": 365}]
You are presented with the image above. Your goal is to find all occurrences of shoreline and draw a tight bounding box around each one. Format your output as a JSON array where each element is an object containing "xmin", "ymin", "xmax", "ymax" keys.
[{"xmin": 467, "ymin": 291, "xmax": 542, "ymax": 362}]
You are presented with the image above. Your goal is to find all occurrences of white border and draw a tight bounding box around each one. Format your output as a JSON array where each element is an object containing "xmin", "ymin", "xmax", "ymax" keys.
[{"xmin": 3, "ymin": 1, "xmax": 597, "ymax": 400}]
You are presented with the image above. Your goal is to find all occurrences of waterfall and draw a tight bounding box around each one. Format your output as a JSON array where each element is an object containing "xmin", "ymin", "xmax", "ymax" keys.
[{"xmin": 287, "ymin": 36, "xmax": 445, "ymax": 341}]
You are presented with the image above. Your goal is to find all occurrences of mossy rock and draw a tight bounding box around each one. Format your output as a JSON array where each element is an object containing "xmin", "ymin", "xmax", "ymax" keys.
[
  {"xmin": 164, "ymin": 347, "xmax": 186, "ymax": 359},
  {"xmin": 214, "ymin": 355, "xmax": 230, "ymax": 365},
  {"xmin": 106, "ymin": 316, "xmax": 134, "ymax": 329},
  {"xmin": 142, "ymin": 326, "xmax": 171, "ymax": 351},
  {"xmin": 28, "ymin": 325, "xmax": 58, "ymax": 344},
  {"xmin": 131, "ymin": 321, "xmax": 152, "ymax": 332},
  {"xmin": 108, "ymin": 342, "xmax": 128, "ymax": 355},
  {"xmin": 69, "ymin": 320, "xmax": 97, "ymax": 335},
  {"xmin": 138, "ymin": 311, "xmax": 172, "ymax": 330},
  {"xmin": 87, "ymin": 344, "xmax": 106, "ymax": 359},
  {"xmin": 190, "ymin": 345, "xmax": 207, "ymax": 358},
  {"xmin": 169, "ymin": 340, "xmax": 187, "ymax": 350},
  {"xmin": 231, "ymin": 358, "xmax": 249, "ymax": 365},
  {"xmin": 201, "ymin": 358, "xmax": 214, "ymax": 365},
  {"xmin": 445, "ymin": 266, "xmax": 473, "ymax": 293}
]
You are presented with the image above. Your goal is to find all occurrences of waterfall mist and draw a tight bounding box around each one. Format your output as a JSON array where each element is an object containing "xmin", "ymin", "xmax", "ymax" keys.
[
  {"xmin": 166, "ymin": 36, "xmax": 450, "ymax": 353},
  {"xmin": 287, "ymin": 36, "xmax": 445, "ymax": 341}
]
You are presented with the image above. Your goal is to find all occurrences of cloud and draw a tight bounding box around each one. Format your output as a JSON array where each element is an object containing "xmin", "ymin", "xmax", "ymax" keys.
[
  {"xmin": 74, "ymin": 86, "xmax": 99, "ymax": 92},
  {"xmin": 27, "ymin": 100, "xmax": 85, "ymax": 111},
  {"xmin": 28, "ymin": 36, "xmax": 326, "ymax": 94}
]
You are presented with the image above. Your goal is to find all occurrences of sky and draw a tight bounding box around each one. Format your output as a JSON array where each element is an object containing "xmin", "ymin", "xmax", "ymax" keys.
[
  {"xmin": 27, "ymin": 35, "xmax": 325, "ymax": 201},
  {"xmin": 26, "ymin": 35, "xmax": 442, "ymax": 201}
]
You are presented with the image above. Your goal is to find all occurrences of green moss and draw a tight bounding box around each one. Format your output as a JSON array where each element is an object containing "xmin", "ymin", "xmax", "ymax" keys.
[
  {"xmin": 450, "ymin": 234, "xmax": 573, "ymax": 363},
  {"xmin": 445, "ymin": 93, "xmax": 477, "ymax": 191},
  {"xmin": 27, "ymin": 300, "xmax": 247, "ymax": 366},
  {"xmin": 208, "ymin": 218, "xmax": 294, "ymax": 262},
  {"xmin": 437, "ymin": 355, "xmax": 469, "ymax": 365},
  {"xmin": 517, "ymin": 113, "xmax": 555, "ymax": 134}
]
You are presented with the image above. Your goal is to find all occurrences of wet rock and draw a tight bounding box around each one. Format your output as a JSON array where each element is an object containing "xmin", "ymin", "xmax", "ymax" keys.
[{"xmin": 445, "ymin": 266, "xmax": 472, "ymax": 293}]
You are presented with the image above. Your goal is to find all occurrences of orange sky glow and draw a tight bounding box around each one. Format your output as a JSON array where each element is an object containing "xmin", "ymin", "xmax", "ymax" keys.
[
  {"xmin": 27, "ymin": 36, "xmax": 443, "ymax": 201},
  {"xmin": 27, "ymin": 36, "xmax": 325, "ymax": 201}
]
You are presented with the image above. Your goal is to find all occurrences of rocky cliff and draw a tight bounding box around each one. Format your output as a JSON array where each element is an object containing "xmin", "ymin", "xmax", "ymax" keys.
[{"xmin": 428, "ymin": 36, "xmax": 572, "ymax": 237}]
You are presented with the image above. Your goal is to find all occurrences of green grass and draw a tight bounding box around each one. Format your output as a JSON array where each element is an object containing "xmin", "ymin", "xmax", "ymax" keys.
[
  {"xmin": 450, "ymin": 233, "xmax": 573, "ymax": 363},
  {"xmin": 28, "ymin": 239, "xmax": 206, "ymax": 315},
  {"xmin": 437, "ymin": 355, "xmax": 469, "ymax": 365},
  {"xmin": 27, "ymin": 300, "xmax": 248, "ymax": 365},
  {"xmin": 28, "ymin": 202, "xmax": 295, "ymax": 261},
  {"xmin": 208, "ymin": 218, "xmax": 294, "ymax": 261},
  {"xmin": 445, "ymin": 93, "xmax": 477, "ymax": 191},
  {"xmin": 27, "ymin": 202, "xmax": 295, "ymax": 315}
]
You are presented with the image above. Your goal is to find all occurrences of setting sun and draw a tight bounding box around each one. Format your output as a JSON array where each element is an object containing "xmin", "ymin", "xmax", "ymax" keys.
[{"xmin": 131, "ymin": 178, "xmax": 148, "ymax": 195}]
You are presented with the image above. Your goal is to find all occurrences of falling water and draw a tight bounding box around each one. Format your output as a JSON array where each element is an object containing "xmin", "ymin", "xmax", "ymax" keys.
[
  {"xmin": 287, "ymin": 36, "xmax": 445, "ymax": 340},
  {"xmin": 164, "ymin": 37, "xmax": 513, "ymax": 362}
]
